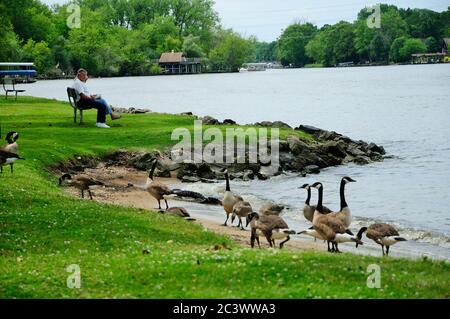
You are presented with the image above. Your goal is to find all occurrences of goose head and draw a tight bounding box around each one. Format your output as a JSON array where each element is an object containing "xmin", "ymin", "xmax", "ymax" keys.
[
  {"xmin": 246, "ymin": 212, "xmax": 259, "ymax": 227},
  {"xmin": 311, "ymin": 182, "xmax": 323, "ymax": 189},
  {"xmin": 356, "ymin": 227, "xmax": 368, "ymax": 248},
  {"xmin": 59, "ymin": 173, "xmax": 72, "ymax": 185},
  {"xmin": 6, "ymin": 131, "xmax": 19, "ymax": 144},
  {"xmin": 342, "ymin": 176, "xmax": 356, "ymax": 184},
  {"xmin": 299, "ymin": 183, "xmax": 310, "ymax": 190}
]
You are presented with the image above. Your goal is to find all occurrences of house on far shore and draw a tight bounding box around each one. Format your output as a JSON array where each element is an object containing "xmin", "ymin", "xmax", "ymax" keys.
[
  {"xmin": 158, "ymin": 51, "xmax": 202, "ymax": 74},
  {"xmin": 442, "ymin": 38, "xmax": 450, "ymax": 55}
]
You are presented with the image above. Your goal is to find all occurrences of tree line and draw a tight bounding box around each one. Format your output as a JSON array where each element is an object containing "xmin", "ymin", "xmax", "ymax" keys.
[{"xmin": 1, "ymin": 1, "xmax": 449, "ymax": 77}]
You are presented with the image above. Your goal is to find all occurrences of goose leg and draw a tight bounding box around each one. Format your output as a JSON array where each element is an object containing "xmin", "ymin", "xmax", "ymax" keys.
[
  {"xmin": 157, "ymin": 200, "xmax": 162, "ymax": 210},
  {"xmin": 256, "ymin": 236, "xmax": 261, "ymax": 248},
  {"xmin": 279, "ymin": 236, "xmax": 290, "ymax": 249},
  {"xmin": 239, "ymin": 218, "xmax": 245, "ymax": 231},
  {"xmin": 250, "ymin": 232, "xmax": 255, "ymax": 248},
  {"xmin": 10, "ymin": 164, "xmax": 13, "ymax": 174},
  {"xmin": 81, "ymin": 190, "xmax": 84, "ymax": 198},
  {"xmin": 223, "ymin": 214, "xmax": 229, "ymax": 226},
  {"xmin": 381, "ymin": 245, "xmax": 385, "ymax": 256},
  {"xmin": 327, "ymin": 241, "xmax": 333, "ymax": 252},
  {"xmin": 334, "ymin": 242, "xmax": 341, "ymax": 253},
  {"xmin": 386, "ymin": 246, "xmax": 390, "ymax": 256},
  {"xmin": 88, "ymin": 190, "xmax": 93, "ymax": 200},
  {"xmin": 164, "ymin": 199, "xmax": 169, "ymax": 209}
]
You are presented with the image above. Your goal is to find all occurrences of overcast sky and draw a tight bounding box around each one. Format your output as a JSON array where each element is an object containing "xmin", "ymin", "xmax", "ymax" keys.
[{"xmin": 41, "ymin": 0, "xmax": 449, "ymax": 41}]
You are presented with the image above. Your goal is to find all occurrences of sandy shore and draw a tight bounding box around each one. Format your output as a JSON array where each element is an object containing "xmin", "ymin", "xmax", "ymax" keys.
[{"xmin": 62, "ymin": 165, "xmax": 327, "ymax": 252}]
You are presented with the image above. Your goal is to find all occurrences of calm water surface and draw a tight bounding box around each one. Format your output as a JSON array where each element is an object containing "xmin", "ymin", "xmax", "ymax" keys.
[{"xmin": 24, "ymin": 64, "xmax": 450, "ymax": 258}]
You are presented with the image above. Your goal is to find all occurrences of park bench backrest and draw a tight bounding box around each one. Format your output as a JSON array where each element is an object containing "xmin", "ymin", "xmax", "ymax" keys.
[{"xmin": 67, "ymin": 87, "xmax": 78, "ymax": 109}]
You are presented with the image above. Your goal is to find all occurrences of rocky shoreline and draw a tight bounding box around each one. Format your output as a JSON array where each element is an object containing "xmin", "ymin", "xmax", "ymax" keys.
[{"xmin": 52, "ymin": 115, "xmax": 386, "ymax": 183}]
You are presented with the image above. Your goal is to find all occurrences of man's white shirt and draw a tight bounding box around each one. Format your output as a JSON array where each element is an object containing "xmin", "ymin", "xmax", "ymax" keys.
[{"xmin": 72, "ymin": 78, "xmax": 91, "ymax": 102}]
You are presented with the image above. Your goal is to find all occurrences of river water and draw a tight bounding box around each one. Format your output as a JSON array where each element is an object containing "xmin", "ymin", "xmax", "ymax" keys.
[{"xmin": 24, "ymin": 64, "xmax": 450, "ymax": 259}]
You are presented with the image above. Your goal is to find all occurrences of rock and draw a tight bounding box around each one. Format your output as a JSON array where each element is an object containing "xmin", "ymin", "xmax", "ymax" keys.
[
  {"xmin": 180, "ymin": 112, "xmax": 193, "ymax": 116},
  {"xmin": 255, "ymin": 121, "xmax": 292, "ymax": 129},
  {"xmin": 295, "ymin": 125, "xmax": 323, "ymax": 135},
  {"xmin": 155, "ymin": 168, "xmax": 171, "ymax": 177},
  {"xmin": 196, "ymin": 163, "xmax": 216, "ymax": 179},
  {"xmin": 243, "ymin": 170, "xmax": 255, "ymax": 180},
  {"xmin": 319, "ymin": 130, "xmax": 341, "ymax": 141},
  {"xmin": 353, "ymin": 155, "xmax": 371, "ymax": 165},
  {"xmin": 368, "ymin": 142, "xmax": 386, "ymax": 155},
  {"xmin": 322, "ymin": 140, "xmax": 348, "ymax": 158},
  {"xmin": 346, "ymin": 143, "xmax": 366, "ymax": 157},
  {"xmin": 303, "ymin": 165, "xmax": 320, "ymax": 174},
  {"xmin": 223, "ymin": 119, "xmax": 237, "ymax": 125},
  {"xmin": 286, "ymin": 136, "xmax": 311, "ymax": 156},
  {"xmin": 201, "ymin": 115, "xmax": 220, "ymax": 125},
  {"xmin": 181, "ymin": 176, "xmax": 201, "ymax": 183}
]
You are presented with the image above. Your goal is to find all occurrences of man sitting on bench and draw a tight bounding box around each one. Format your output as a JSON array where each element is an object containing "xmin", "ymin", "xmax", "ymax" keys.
[{"xmin": 72, "ymin": 68, "xmax": 121, "ymax": 128}]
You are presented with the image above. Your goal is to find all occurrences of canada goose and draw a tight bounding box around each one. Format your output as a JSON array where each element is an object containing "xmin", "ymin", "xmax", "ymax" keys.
[
  {"xmin": 328, "ymin": 176, "xmax": 356, "ymax": 228},
  {"xmin": 310, "ymin": 182, "xmax": 349, "ymax": 253},
  {"xmin": 299, "ymin": 183, "xmax": 332, "ymax": 222},
  {"xmin": 246, "ymin": 212, "xmax": 295, "ymax": 249},
  {"xmin": 259, "ymin": 202, "xmax": 284, "ymax": 216},
  {"xmin": 145, "ymin": 158, "xmax": 172, "ymax": 210},
  {"xmin": 0, "ymin": 150, "xmax": 24, "ymax": 174},
  {"xmin": 161, "ymin": 207, "xmax": 196, "ymax": 221},
  {"xmin": 357, "ymin": 224, "xmax": 407, "ymax": 256},
  {"xmin": 1, "ymin": 131, "xmax": 19, "ymax": 153},
  {"xmin": 59, "ymin": 173, "xmax": 104, "ymax": 199},
  {"xmin": 298, "ymin": 229, "xmax": 363, "ymax": 246},
  {"xmin": 231, "ymin": 200, "xmax": 253, "ymax": 230},
  {"xmin": 222, "ymin": 170, "xmax": 243, "ymax": 226}
]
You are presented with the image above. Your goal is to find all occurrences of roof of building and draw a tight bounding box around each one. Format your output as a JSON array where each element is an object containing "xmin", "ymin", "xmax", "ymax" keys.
[
  {"xmin": 159, "ymin": 52, "xmax": 184, "ymax": 63},
  {"xmin": 443, "ymin": 38, "xmax": 450, "ymax": 47}
]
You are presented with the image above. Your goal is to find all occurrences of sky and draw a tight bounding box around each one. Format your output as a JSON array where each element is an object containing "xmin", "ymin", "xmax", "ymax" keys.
[{"xmin": 41, "ymin": 0, "xmax": 449, "ymax": 41}]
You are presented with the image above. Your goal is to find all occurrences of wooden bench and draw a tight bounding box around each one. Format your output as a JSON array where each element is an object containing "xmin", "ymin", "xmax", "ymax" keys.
[
  {"xmin": 2, "ymin": 78, "xmax": 26, "ymax": 100},
  {"xmin": 67, "ymin": 87, "xmax": 86, "ymax": 125}
]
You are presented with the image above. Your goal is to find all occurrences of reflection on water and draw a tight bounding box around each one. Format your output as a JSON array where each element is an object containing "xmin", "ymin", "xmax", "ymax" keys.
[{"xmin": 25, "ymin": 64, "xmax": 450, "ymax": 258}]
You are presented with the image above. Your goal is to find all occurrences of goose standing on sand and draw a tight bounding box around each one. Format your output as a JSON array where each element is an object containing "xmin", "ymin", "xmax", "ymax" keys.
[
  {"xmin": 299, "ymin": 183, "xmax": 332, "ymax": 222},
  {"xmin": 222, "ymin": 171, "xmax": 243, "ymax": 226},
  {"xmin": 311, "ymin": 182, "xmax": 349, "ymax": 253},
  {"xmin": 145, "ymin": 158, "xmax": 172, "ymax": 210},
  {"xmin": 59, "ymin": 173, "xmax": 104, "ymax": 199},
  {"xmin": 246, "ymin": 212, "xmax": 296, "ymax": 249},
  {"xmin": 328, "ymin": 176, "xmax": 356, "ymax": 228},
  {"xmin": 357, "ymin": 224, "xmax": 407, "ymax": 256},
  {"xmin": 0, "ymin": 131, "xmax": 21, "ymax": 174},
  {"xmin": 259, "ymin": 202, "xmax": 284, "ymax": 216},
  {"xmin": 231, "ymin": 200, "xmax": 253, "ymax": 230}
]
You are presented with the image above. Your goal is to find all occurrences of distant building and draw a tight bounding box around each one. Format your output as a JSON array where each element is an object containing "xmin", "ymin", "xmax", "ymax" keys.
[
  {"xmin": 442, "ymin": 38, "xmax": 450, "ymax": 54},
  {"xmin": 158, "ymin": 51, "xmax": 202, "ymax": 74}
]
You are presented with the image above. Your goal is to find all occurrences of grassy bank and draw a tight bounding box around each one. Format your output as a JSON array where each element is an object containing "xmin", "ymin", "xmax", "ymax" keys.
[{"xmin": 0, "ymin": 97, "xmax": 449, "ymax": 298}]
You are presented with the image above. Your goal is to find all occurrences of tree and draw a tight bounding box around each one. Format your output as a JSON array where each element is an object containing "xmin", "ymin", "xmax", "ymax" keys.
[
  {"xmin": 208, "ymin": 30, "xmax": 255, "ymax": 72},
  {"xmin": 22, "ymin": 39, "xmax": 54, "ymax": 74},
  {"xmin": 399, "ymin": 38, "xmax": 427, "ymax": 61},
  {"xmin": 183, "ymin": 35, "xmax": 204, "ymax": 57},
  {"xmin": 425, "ymin": 36, "xmax": 440, "ymax": 53},
  {"xmin": 254, "ymin": 41, "xmax": 277, "ymax": 62},
  {"xmin": 389, "ymin": 36, "xmax": 408, "ymax": 62},
  {"xmin": 277, "ymin": 22, "xmax": 317, "ymax": 67}
]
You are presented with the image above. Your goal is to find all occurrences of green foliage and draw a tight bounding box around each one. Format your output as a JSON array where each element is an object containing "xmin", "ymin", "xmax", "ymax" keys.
[
  {"xmin": 425, "ymin": 36, "xmax": 441, "ymax": 53},
  {"xmin": 278, "ymin": 22, "xmax": 317, "ymax": 67},
  {"xmin": 399, "ymin": 38, "xmax": 427, "ymax": 60},
  {"xmin": 22, "ymin": 39, "xmax": 54, "ymax": 74},
  {"xmin": 182, "ymin": 35, "xmax": 204, "ymax": 58},
  {"xmin": 208, "ymin": 30, "xmax": 256, "ymax": 72},
  {"xmin": 254, "ymin": 41, "xmax": 278, "ymax": 62},
  {"xmin": 306, "ymin": 22, "xmax": 356, "ymax": 67}
]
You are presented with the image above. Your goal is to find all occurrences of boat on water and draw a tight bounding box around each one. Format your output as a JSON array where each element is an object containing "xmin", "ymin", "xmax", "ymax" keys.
[{"xmin": 239, "ymin": 63, "xmax": 267, "ymax": 72}]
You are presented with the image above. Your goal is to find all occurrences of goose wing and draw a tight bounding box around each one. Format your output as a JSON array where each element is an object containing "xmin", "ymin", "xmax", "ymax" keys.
[
  {"xmin": 232, "ymin": 201, "xmax": 253, "ymax": 217},
  {"xmin": 260, "ymin": 215, "xmax": 289, "ymax": 230},
  {"xmin": 369, "ymin": 223, "xmax": 399, "ymax": 237},
  {"xmin": 75, "ymin": 176, "xmax": 104, "ymax": 186},
  {"xmin": 149, "ymin": 181, "xmax": 172, "ymax": 196},
  {"xmin": 316, "ymin": 215, "xmax": 346, "ymax": 234},
  {"xmin": 310, "ymin": 205, "xmax": 333, "ymax": 214},
  {"xmin": 260, "ymin": 203, "xmax": 284, "ymax": 215},
  {"xmin": 0, "ymin": 149, "xmax": 19, "ymax": 159}
]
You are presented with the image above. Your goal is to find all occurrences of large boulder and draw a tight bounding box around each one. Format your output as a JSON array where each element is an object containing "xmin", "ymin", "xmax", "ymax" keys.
[
  {"xmin": 368, "ymin": 142, "xmax": 386, "ymax": 155},
  {"xmin": 286, "ymin": 136, "xmax": 311, "ymax": 156},
  {"xmin": 295, "ymin": 125, "xmax": 324, "ymax": 135},
  {"xmin": 201, "ymin": 115, "xmax": 220, "ymax": 125}
]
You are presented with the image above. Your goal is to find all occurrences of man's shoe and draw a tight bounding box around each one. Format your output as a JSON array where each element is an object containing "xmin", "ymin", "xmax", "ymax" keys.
[
  {"xmin": 96, "ymin": 123, "xmax": 110, "ymax": 128},
  {"xmin": 111, "ymin": 113, "xmax": 122, "ymax": 120}
]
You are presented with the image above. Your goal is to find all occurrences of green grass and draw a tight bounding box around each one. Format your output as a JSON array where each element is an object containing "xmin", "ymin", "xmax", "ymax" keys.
[
  {"xmin": 0, "ymin": 96, "xmax": 449, "ymax": 298},
  {"xmin": 304, "ymin": 63, "xmax": 324, "ymax": 68}
]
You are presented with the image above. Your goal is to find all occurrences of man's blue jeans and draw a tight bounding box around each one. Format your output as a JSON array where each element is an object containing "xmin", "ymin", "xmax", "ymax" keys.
[{"xmin": 95, "ymin": 98, "xmax": 113, "ymax": 115}]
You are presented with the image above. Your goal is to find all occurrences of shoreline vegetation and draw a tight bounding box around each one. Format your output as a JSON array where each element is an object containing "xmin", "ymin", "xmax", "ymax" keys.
[
  {"xmin": 1, "ymin": 1, "xmax": 449, "ymax": 78},
  {"xmin": 1, "ymin": 96, "xmax": 449, "ymax": 298}
]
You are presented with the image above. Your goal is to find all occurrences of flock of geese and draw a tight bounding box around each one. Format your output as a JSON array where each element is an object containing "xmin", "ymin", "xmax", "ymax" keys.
[
  {"xmin": 222, "ymin": 171, "xmax": 407, "ymax": 256},
  {"xmin": 17, "ymin": 140, "xmax": 406, "ymax": 257}
]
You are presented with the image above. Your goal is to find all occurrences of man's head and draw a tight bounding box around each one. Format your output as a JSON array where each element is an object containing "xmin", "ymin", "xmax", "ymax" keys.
[{"xmin": 77, "ymin": 68, "xmax": 88, "ymax": 81}]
